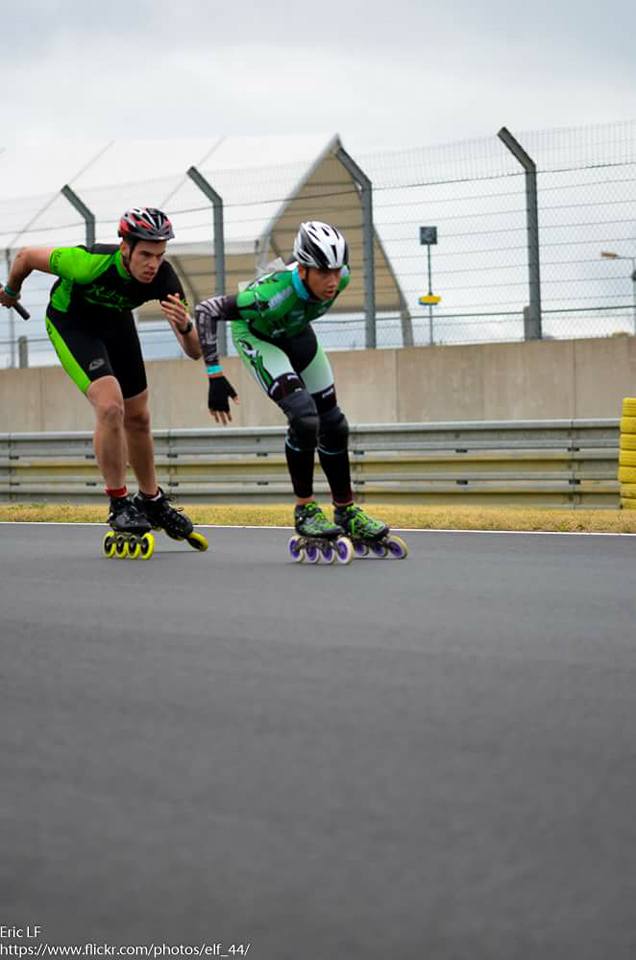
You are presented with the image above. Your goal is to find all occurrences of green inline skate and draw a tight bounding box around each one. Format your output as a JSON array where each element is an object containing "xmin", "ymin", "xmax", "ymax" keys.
[
  {"xmin": 288, "ymin": 500, "xmax": 353, "ymax": 565},
  {"xmin": 333, "ymin": 503, "xmax": 408, "ymax": 559}
]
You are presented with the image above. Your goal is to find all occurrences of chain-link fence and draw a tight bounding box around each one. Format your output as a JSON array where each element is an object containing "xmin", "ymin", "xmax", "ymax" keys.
[{"xmin": 1, "ymin": 120, "xmax": 635, "ymax": 367}]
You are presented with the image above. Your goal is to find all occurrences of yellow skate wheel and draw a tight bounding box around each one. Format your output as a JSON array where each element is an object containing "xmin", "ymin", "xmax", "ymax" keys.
[
  {"xmin": 102, "ymin": 532, "xmax": 116, "ymax": 558},
  {"xmin": 620, "ymin": 434, "xmax": 636, "ymax": 450},
  {"xmin": 622, "ymin": 398, "xmax": 636, "ymax": 417},
  {"xmin": 139, "ymin": 532, "xmax": 155, "ymax": 560},
  {"xmin": 114, "ymin": 536, "xmax": 129, "ymax": 559},
  {"xmin": 127, "ymin": 536, "xmax": 142, "ymax": 560},
  {"xmin": 186, "ymin": 531, "xmax": 209, "ymax": 552},
  {"xmin": 619, "ymin": 450, "xmax": 636, "ymax": 467},
  {"xmin": 620, "ymin": 417, "xmax": 636, "ymax": 435},
  {"xmin": 619, "ymin": 466, "xmax": 636, "ymax": 483}
]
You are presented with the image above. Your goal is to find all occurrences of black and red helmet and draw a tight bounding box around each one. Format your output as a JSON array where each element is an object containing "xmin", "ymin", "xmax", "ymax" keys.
[{"xmin": 118, "ymin": 207, "xmax": 174, "ymax": 242}]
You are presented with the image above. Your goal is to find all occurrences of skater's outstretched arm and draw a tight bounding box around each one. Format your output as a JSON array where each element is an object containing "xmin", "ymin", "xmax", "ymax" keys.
[
  {"xmin": 0, "ymin": 247, "xmax": 55, "ymax": 309},
  {"xmin": 195, "ymin": 295, "xmax": 240, "ymax": 425}
]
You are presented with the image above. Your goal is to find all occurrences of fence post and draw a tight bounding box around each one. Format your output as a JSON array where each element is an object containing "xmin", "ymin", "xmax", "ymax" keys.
[
  {"xmin": 60, "ymin": 185, "xmax": 96, "ymax": 246},
  {"xmin": 523, "ymin": 306, "xmax": 541, "ymax": 341},
  {"xmin": 18, "ymin": 336, "xmax": 28, "ymax": 368},
  {"xmin": 335, "ymin": 145, "xmax": 377, "ymax": 349},
  {"xmin": 186, "ymin": 166, "xmax": 227, "ymax": 356},
  {"xmin": 4, "ymin": 249, "xmax": 16, "ymax": 368},
  {"xmin": 498, "ymin": 128, "xmax": 543, "ymax": 340}
]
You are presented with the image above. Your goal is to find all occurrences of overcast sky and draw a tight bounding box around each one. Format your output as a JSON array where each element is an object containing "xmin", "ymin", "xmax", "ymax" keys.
[{"xmin": 2, "ymin": 0, "xmax": 635, "ymax": 157}]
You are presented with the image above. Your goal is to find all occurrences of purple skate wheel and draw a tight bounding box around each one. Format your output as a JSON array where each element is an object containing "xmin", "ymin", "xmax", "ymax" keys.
[
  {"xmin": 304, "ymin": 543, "xmax": 320, "ymax": 564},
  {"xmin": 321, "ymin": 543, "xmax": 335, "ymax": 564},
  {"xmin": 335, "ymin": 537, "xmax": 353, "ymax": 565},
  {"xmin": 386, "ymin": 535, "xmax": 409, "ymax": 559},
  {"xmin": 370, "ymin": 541, "xmax": 388, "ymax": 558},
  {"xmin": 288, "ymin": 535, "xmax": 304, "ymax": 563}
]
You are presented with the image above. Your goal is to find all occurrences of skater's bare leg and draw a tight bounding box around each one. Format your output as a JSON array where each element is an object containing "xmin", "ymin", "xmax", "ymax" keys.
[
  {"xmin": 87, "ymin": 377, "xmax": 127, "ymax": 490},
  {"xmin": 87, "ymin": 379, "xmax": 152, "ymax": 550},
  {"xmin": 123, "ymin": 389, "xmax": 158, "ymax": 496}
]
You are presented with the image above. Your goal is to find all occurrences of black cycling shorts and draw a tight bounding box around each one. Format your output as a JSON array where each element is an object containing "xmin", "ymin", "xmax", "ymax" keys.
[{"xmin": 46, "ymin": 309, "xmax": 147, "ymax": 399}]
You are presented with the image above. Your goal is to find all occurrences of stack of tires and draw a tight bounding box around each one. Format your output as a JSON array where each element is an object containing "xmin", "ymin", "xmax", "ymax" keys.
[{"xmin": 619, "ymin": 397, "xmax": 636, "ymax": 509}]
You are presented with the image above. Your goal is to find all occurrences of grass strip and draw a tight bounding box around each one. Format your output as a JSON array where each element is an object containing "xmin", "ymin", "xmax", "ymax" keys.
[{"xmin": 1, "ymin": 502, "xmax": 635, "ymax": 533}]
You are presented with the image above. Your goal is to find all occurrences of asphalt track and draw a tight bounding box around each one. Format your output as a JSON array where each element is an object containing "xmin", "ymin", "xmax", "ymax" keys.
[{"xmin": 1, "ymin": 522, "xmax": 636, "ymax": 960}]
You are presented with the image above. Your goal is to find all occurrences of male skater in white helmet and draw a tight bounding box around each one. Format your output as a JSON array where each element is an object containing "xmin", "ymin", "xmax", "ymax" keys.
[{"xmin": 194, "ymin": 220, "xmax": 391, "ymax": 544}]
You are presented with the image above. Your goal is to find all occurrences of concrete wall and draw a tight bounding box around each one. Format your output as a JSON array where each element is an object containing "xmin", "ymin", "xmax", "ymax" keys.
[{"xmin": 2, "ymin": 335, "xmax": 636, "ymax": 433}]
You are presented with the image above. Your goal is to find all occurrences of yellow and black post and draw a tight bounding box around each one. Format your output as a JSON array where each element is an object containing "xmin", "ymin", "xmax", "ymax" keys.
[{"xmin": 618, "ymin": 397, "xmax": 636, "ymax": 508}]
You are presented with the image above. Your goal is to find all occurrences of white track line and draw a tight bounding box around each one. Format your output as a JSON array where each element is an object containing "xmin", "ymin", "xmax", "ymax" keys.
[{"xmin": 0, "ymin": 521, "xmax": 634, "ymax": 537}]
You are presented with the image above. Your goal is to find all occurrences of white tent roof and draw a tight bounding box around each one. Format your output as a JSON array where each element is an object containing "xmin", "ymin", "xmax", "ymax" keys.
[
  {"xmin": 0, "ymin": 134, "xmax": 408, "ymax": 319},
  {"xmin": 0, "ymin": 135, "xmax": 337, "ymax": 247}
]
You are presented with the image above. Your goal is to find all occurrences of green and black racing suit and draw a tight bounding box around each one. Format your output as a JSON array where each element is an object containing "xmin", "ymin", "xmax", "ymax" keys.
[
  {"xmin": 46, "ymin": 244, "xmax": 186, "ymax": 398},
  {"xmin": 195, "ymin": 263, "xmax": 353, "ymax": 501}
]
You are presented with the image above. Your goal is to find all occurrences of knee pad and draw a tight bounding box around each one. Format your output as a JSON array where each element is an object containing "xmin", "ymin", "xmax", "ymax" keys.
[
  {"xmin": 280, "ymin": 390, "xmax": 319, "ymax": 451},
  {"xmin": 318, "ymin": 405, "xmax": 349, "ymax": 452}
]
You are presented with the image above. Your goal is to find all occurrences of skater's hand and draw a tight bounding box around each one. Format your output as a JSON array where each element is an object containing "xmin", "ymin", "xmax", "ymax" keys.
[
  {"xmin": 161, "ymin": 294, "xmax": 201, "ymax": 359},
  {"xmin": 208, "ymin": 375, "xmax": 239, "ymax": 425},
  {"xmin": 160, "ymin": 293, "xmax": 191, "ymax": 329},
  {"xmin": 0, "ymin": 284, "xmax": 20, "ymax": 308}
]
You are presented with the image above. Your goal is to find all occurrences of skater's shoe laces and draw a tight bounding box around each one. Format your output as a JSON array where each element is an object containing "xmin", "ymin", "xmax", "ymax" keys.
[
  {"xmin": 333, "ymin": 503, "xmax": 388, "ymax": 540},
  {"xmin": 108, "ymin": 495, "xmax": 151, "ymax": 533},
  {"xmin": 295, "ymin": 500, "xmax": 344, "ymax": 538},
  {"xmin": 133, "ymin": 488, "xmax": 193, "ymax": 536}
]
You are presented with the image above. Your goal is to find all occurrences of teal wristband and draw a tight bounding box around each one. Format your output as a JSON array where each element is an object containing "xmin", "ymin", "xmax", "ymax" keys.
[
  {"xmin": 3, "ymin": 284, "xmax": 18, "ymax": 297},
  {"xmin": 207, "ymin": 365, "xmax": 223, "ymax": 375}
]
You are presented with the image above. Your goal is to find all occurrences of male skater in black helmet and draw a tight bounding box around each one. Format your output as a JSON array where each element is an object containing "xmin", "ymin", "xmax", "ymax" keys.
[{"xmin": 0, "ymin": 207, "xmax": 202, "ymax": 545}]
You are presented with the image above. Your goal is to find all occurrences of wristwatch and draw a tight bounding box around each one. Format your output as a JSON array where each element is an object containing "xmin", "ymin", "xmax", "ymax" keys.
[{"xmin": 177, "ymin": 320, "xmax": 193, "ymax": 335}]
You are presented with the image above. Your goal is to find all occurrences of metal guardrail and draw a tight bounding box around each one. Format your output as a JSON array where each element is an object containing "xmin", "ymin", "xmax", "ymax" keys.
[{"xmin": 0, "ymin": 420, "xmax": 621, "ymax": 508}]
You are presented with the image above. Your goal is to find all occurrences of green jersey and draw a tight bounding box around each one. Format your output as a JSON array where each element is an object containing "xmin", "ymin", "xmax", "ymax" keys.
[
  {"xmin": 234, "ymin": 265, "xmax": 350, "ymax": 340},
  {"xmin": 195, "ymin": 264, "xmax": 350, "ymax": 371},
  {"xmin": 47, "ymin": 244, "xmax": 185, "ymax": 323}
]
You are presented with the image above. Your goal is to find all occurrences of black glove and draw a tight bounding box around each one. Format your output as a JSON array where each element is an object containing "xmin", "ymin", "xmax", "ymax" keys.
[{"xmin": 208, "ymin": 376, "xmax": 237, "ymax": 413}]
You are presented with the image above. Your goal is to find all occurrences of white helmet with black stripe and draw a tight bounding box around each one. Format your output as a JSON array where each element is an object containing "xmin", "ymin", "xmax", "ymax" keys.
[{"xmin": 293, "ymin": 221, "xmax": 349, "ymax": 269}]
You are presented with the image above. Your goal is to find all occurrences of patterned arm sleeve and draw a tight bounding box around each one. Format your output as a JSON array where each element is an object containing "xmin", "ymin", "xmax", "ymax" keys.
[{"xmin": 194, "ymin": 295, "xmax": 238, "ymax": 371}]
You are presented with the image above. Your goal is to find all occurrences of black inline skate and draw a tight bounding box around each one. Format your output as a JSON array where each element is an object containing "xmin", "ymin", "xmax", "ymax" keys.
[
  {"xmin": 333, "ymin": 503, "xmax": 408, "ymax": 559},
  {"xmin": 288, "ymin": 500, "xmax": 353, "ymax": 565},
  {"xmin": 132, "ymin": 488, "xmax": 208, "ymax": 552},
  {"xmin": 103, "ymin": 495, "xmax": 155, "ymax": 560}
]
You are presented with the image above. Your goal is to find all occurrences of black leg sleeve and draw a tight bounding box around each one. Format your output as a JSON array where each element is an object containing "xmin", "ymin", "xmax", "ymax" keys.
[
  {"xmin": 279, "ymin": 389, "xmax": 320, "ymax": 500},
  {"xmin": 285, "ymin": 442, "xmax": 316, "ymax": 499},
  {"xmin": 317, "ymin": 405, "xmax": 353, "ymax": 504},
  {"xmin": 317, "ymin": 447, "xmax": 352, "ymax": 504}
]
